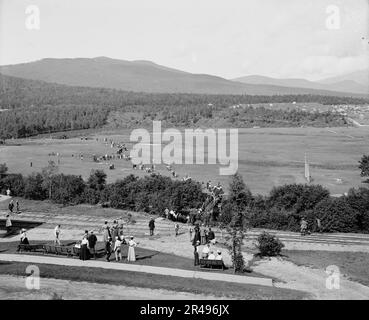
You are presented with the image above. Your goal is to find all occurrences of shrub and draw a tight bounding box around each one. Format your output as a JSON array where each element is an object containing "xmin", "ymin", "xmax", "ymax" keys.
[
  {"xmin": 82, "ymin": 187, "xmax": 101, "ymax": 205},
  {"xmin": 51, "ymin": 174, "xmax": 86, "ymax": 205},
  {"xmin": 268, "ymin": 184, "xmax": 330, "ymax": 213},
  {"xmin": 256, "ymin": 232, "xmax": 284, "ymax": 256},
  {"xmin": 1, "ymin": 173, "xmax": 25, "ymax": 196},
  {"xmin": 314, "ymin": 197, "xmax": 359, "ymax": 233},
  {"xmin": 346, "ymin": 188, "xmax": 369, "ymax": 232},
  {"xmin": 24, "ymin": 173, "xmax": 47, "ymax": 200}
]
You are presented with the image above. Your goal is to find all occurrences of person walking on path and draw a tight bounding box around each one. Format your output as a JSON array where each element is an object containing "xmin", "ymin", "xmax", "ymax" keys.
[
  {"xmin": 174, "ymin": 223, "xmax": 179, "ymax": 237},
  {"xmin": 316, "ymin": 218, "xmax": 322, "ymax": 233},
  {"xmin": 300, "ymin": 218, "xmax": 308, "ymax": 236},
  {"xmin": 127, "ymin": 236, "xmax": 137, "ymax": 262},
  {"xmin": 149, "ymin": 218, "xmax": 155, "ymax": 236},
  {"xmin": 88, "ymin": 231, "xmax": 98, "ymax": 259},
  {"xmin": 6, "ymin": 188, "xmax": 10, "ymax": 197},
  {"xmin": 54, "ymin": 225, "xmax": 61, "ymax": 245},
  {"xmin": 16, "ymin": 200, "xmax": 20, "ymax": 214},
  {"xmin": 5, "ymin": 214, "xmax": 12, "ymax": 234}
]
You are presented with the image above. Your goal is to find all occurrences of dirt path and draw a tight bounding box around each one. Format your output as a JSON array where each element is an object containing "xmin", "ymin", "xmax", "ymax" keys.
[
  {"xmin": 252, "ymin": 257, "xmax": 369, "ymax": 300},
  {"xmin": 0, "ymin": 274, "xmax": 227, "ymax": 300}
]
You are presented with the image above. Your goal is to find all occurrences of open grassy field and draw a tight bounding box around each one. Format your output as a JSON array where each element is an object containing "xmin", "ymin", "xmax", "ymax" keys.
[{"xmin": 1, "ymin": 126, "xmax": 368, "ymax": 195}]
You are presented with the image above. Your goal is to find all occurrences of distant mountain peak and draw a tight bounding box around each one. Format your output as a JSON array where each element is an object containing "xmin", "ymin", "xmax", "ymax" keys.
[{"xmin": 0, "ymin": 57, "xmax": 366, "ymax": 96}]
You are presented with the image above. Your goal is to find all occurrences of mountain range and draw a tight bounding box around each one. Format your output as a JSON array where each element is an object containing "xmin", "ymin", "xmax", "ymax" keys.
[
  {"xmin": 233, "ymin": 71, "xmax": 368, "ymax": 95},
  {"xmin": 0, "ymin": 57, "xmax": 367, "ymax": 96}
]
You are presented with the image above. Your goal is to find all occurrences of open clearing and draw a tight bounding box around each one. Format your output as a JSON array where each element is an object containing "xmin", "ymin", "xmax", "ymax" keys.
[{"xmin": 1, "ymin": 126, "xmax": 368, "ymax": 195}]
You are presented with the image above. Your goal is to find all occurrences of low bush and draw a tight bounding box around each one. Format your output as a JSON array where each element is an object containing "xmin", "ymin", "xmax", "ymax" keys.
[{"xmin": 256, "ymin": 232, "xmax": 284, "ymax": 257}]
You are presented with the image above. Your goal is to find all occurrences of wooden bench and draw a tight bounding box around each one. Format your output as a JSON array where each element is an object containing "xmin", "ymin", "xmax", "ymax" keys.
[
  {"xmin": 71, "ymin": 247, "xmax": 80, "ymax": 257},
  {"xmin": 199, "ymin": 259, "xmax": 225, "ymax": 270},
  {"xmin": 55, "ymin": 246, "xmax": 71, "ymax": 256},
  {"xmin": 43, "ymin": 245, "xmax": 57, "ymax": 255},
  {"xmin": 17, "ymin": 244, "xmax": 44, "ymax": 253}
]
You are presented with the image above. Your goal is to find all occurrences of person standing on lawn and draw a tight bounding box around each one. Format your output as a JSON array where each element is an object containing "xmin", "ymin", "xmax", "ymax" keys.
[
  {"xmin": 207, "ymin": 227, "xmax": 216, "ymax": 244},
  {"xmin": 192, "ymin": 224, "xmax": 201, "ymax": 246},
  {"xmin": 79, "ymin": 235, "xmax": 90, "ymax": 261},
  {"xmin": 193, "ymin": 240, "xmax": 200, "ymax": 266},
  {"xmin": 8, "ymin": 200, "xmax": 14, "ymax": 213},
  {"xmin": 127, "ymin": 236, "xmax": 137, "ymax": 262},
  {"xmin": 88, "ymin": 231, "xmax": 98, "ymax": 259},
  {"xmin": 118, "ymin": 217, "xmax": 124, "ymax": 236},
  {"xmin": 200, "ymin": 227, "xmax": 207, "ymax": 245},
  {"xmin": 54, "ymin": 225, "xmax": 61, "ymax": 245},
  {"xmin": 149, "ymin": 218, "xmax": 155, "ymax": 236},
  {"xmin": 102, "ymin": 221, "xmax": 111, "ymax": 246},
  {"xmin": 114, "ymin": 236, "xmax": 122, "ymax": 261},
  {"xmin": 174, "ymin": 223, "xmax": 179, "ymax": 237},
  {"xmin": 189, "ymin": 226, "xmax": 193, "ymax": 242},
  {"xmin": 105, "ymin": 237, "xmax": 112, "ymax": 262},
  {"xmin": 5, "ymin": 214, "xmax": 12, "ymax": 234}
]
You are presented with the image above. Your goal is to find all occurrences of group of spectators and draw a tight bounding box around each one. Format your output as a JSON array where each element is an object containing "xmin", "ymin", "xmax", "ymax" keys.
[
  {"xmin": 51, "ymin": 219, "xmax": 139, "ymax": 262},
  {"xmin": 100, "ymin": 220, "xmax": 138, "ymax": 262}
]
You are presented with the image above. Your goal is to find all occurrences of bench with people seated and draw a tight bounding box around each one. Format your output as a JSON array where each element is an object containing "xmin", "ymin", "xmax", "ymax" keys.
[
  {"xmin": 17, "ymin": 243, "xmax": 85, "ymax": 258},
  {"xmin": 199, "ymin": 259, "xmax": 225, "ymax": 270},
  {"xmin": 17, "ymin": 244, "xmax": 45, "ymax": 253}
]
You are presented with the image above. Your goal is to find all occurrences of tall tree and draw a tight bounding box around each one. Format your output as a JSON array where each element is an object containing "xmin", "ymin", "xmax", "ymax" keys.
[
  {"xmin": 41, "ymin": 160, "xmax": 58, "ymax": 199},
  {"xmin": 224, "ymin": 173, "xmax": 250, "ymax": 273}
]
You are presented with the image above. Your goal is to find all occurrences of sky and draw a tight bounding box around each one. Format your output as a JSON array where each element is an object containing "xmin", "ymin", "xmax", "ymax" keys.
[{"xmin": 0, "ymin": 0, "xmax": 368, "ymax": 81}]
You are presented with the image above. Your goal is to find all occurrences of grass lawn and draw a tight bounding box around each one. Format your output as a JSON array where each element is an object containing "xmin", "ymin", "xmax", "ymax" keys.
[
  {"xmin": 283, "ymin": 250, "xmax": 369, "ymax": 287},
  {"xmin": 0, "ymin": 197, "xmax": 139, "ymax": 220},
  {"xmin": 1, "ymin": 126, "xmax": 368, "ymax": 195},
  {"xmin": 0, "ymin": 260, "xmax": 310, "ymax": 300}
]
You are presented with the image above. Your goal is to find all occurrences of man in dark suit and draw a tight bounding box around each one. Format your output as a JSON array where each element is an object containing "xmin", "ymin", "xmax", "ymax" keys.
[{"xmin": 88, "ymin": 231, "xmax": 98, "ymax": 259}]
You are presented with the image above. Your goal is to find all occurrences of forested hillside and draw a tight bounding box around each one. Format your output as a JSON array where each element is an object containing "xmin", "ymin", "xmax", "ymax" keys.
[{"xmin": 0, "ymin": 74, "xmax": 365, "ymax": 139}]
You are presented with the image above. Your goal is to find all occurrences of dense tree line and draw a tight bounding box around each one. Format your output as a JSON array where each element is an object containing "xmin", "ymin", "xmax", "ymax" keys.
[
  {"xmin": 0, "ymin": 103, "xmax": 347, "ymax": 139},
  {"xmin": 0, "ymin": 163, "xmax": 205, "ymax": 214},
  {"xmin": 1, "ymin": 160, "xmax": 369, "ymax": 233},
  {"xmin": 0, "ymin": 105, "xmax": 109, "ymax": 139},
  {"xmin": 0, "ymin": 73, "xmax": 366, "ymax": 138}
]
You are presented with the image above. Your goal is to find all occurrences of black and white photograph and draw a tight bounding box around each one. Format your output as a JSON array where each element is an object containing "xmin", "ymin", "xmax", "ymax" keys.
[{"xmin": 0, "ymin": 0, "xmax": 369, "ymax": 306}]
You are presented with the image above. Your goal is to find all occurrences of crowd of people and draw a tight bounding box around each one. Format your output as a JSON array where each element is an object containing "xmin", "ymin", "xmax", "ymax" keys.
[
  {"xmin": 191, "ymin": 224, "xmax": 223, "ymax": 266},
  {"xmin": 47, "ymin": 219, "xmax": 140, "ymax": 262}
]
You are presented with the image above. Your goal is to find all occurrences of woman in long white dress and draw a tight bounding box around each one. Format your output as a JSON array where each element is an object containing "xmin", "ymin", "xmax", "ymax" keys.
[{"xmin": 127, "ymin": 236, "xmax": 137, "ymax": 262}]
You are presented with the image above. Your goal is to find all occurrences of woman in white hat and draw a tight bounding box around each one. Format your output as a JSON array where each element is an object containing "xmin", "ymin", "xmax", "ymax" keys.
[{"xmin": 127, "ymin": 236, "xmax": 137, "ymax": 262}]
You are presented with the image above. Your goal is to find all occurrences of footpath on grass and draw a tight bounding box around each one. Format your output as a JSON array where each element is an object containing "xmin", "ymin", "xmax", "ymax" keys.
[
  {"xmin": 2, "ymin": 208, "xmax": 369, "ymax": 252},
  {"xmin": 0, "ymin": 253, "xmax": 273, "ymax": 287}
]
